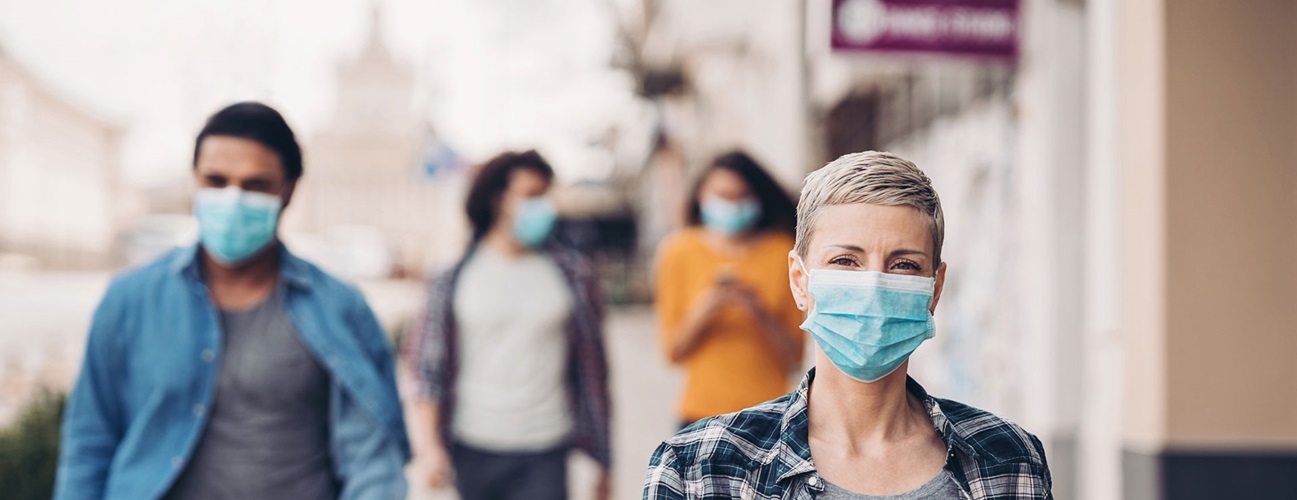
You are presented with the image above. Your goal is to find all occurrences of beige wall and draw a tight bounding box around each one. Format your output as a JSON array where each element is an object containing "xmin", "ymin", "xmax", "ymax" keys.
[
  {"xmin": 1123, "ymin": 0, "xmax": 1297, "ymax": 450},
  {"xmin": 1163, "ymin": 0, "xmax": 1297, "ymax": 448}
]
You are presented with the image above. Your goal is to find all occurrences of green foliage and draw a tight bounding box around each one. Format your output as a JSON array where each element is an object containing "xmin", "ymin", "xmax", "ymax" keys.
[{"xmin": 0, "ymin": 390, "xmax": 65, "ymax": 500}]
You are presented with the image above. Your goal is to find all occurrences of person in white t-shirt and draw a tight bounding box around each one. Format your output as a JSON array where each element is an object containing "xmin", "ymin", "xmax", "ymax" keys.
[{"xmin": 407, "ymin": 150, "xmax": 612, "ymax": 500}]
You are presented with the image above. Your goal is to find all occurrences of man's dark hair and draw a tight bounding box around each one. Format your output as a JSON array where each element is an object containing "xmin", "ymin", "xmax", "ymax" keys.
[
  {"xmin": 193, "ymin": 102, "xmax": 304, "ymax": 181},
  {"xmin": 686, "ymin": 151, "xmax": 797, "ymax": 234},
  {"xmin": 464, "ymin": 150, "xmax": 555, "ymax": 241}
]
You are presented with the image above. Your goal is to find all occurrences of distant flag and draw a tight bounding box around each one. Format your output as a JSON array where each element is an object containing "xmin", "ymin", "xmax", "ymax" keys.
[{"xmin": 418, "ymin": 133, "xmax": 467, "ymax": 179}]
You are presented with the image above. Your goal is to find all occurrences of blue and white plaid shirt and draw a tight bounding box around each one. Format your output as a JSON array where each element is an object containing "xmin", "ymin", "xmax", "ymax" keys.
[{"xmin": 644, "ymin": 369, "xmax": 1052, "ymax": 499}]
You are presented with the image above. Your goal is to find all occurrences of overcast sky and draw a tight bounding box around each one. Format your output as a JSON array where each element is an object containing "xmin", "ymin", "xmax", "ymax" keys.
[{"xmin": 0, "ymin": 0, "xmax": 640, "ymax": 187}]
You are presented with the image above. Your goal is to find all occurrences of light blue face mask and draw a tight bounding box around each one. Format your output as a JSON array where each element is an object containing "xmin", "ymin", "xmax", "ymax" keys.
[
  {"xmin": 798, "ymin": 260, "xmax": 937, "ymax": 383},
  {"xmin": 193, "ymin": 187, "xmax": 282, "ymax": 265},
  {"xmin": 701, "ymin": 197, "xmax": 761, "ymax": 236},
  {"xmin": 513, "ymin": 197, "xmax": 557, "ymax": 247}
]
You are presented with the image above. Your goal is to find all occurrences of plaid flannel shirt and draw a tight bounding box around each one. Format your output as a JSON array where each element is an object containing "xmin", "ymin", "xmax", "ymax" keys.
[
  {"xmin": 645, "ymin": 369, "xmax": 1052, "ymax": 499},
  {"xmin": 408, "ymin": 244, "xmax": 612, "ymax": 467}
]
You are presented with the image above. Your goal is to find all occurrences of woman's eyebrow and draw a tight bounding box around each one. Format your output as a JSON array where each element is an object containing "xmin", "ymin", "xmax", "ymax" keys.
[
  {"xmin": 822, "ymin": 245, "xmax": 928, "ymax": 258},
  {"xmin": 888, "ymin": 249, "xmax": 929, "ymax": 259},
  {"xmin": 824, "ymin": 244, "xmax": 865, "ymax": 252}
]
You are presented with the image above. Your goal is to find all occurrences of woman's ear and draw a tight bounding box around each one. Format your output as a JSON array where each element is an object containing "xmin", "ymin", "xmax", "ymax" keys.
[
  {"xmin": 788, "ymin": 250, "xmax": 809, "ymax": 311},
  {"xmin": 929, "ymin": 261, "xmax": 947, "ymax": 313}
]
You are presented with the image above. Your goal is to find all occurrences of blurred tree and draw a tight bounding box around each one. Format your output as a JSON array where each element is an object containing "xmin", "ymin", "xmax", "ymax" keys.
[{"xmin": 0, "ymin": 389, "xmax": 65, "ymax": 500}]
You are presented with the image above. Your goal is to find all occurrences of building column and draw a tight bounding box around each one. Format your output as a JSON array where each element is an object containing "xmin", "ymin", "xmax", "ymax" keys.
[
  {"xmin": 1079, "ymin": 0, "xmax": 1123, "ymax": 497},
  {"xmin": 1014, "ymin": 0, "xmax": 1087, "ymax": 497}
]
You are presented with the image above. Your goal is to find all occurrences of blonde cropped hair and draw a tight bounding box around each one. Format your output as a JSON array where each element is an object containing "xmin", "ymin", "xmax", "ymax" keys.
[{"xmin": 794, "ymin": 151, "xmax": 945, "ymax": 264}]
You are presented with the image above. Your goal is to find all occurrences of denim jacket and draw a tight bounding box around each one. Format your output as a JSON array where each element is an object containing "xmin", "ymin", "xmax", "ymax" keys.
[{"xmin": 55, "ymin": 245, "xmax": 411, "ymax": 500}]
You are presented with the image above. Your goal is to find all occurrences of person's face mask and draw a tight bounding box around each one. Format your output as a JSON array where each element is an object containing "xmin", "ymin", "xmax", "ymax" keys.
[
  {"xmin": 796, "ymin": 257, "xmax": 936, "ymax": 383},
  {"xmin": 512, "ymin": 197, "xmax": 557, "ymax": 247},
  {"xmin": 193, "ymin": 187, "xmax": 282, "ymax": 265},
  {"xmin": 700, "ymin": 197, "xmax": 761, "ymax": 236}
]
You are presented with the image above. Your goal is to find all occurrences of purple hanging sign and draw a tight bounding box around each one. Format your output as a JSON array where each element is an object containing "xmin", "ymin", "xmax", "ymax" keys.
[{"xmin": 831, "ymin": 0, "xmax": 1019, "ymax": 61}]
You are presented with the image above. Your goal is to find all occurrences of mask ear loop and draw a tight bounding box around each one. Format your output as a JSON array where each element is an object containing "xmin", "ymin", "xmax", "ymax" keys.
[{"xmin": 794, "ymin": 254, "xmax": 809, "ymax": 275}]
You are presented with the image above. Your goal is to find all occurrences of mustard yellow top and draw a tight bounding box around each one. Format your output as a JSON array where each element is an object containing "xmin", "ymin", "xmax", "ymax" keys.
[{"xmin": 654, "ymin": 228, "xmax": 805, "ymax": 421}]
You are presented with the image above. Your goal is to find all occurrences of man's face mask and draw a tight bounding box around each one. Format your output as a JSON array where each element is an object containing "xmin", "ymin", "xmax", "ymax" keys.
[
  {"xmin": 193, "ymin": 187, "xmax": 282, "ymax": 265},
  {"xmin": 512, "ymin": 197, "xmax": 557, "ymax": 247}
]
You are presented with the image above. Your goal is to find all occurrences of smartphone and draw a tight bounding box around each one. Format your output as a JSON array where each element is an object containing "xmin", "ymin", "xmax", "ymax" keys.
[{"xmin": 715, "ymin": 265, "xmax": 738, "ymax": 286}]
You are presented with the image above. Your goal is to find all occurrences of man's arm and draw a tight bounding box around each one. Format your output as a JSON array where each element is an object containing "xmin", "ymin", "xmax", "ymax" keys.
[
  {"xmin": 406, "ymin": 273, "xmax": 457, "ymax": 489},
  {"xmin": 334, "ymin": 294, "xmax": 409, "ymax": 500},
  {"xmin": 54, "ymin": 284, "xmax": 127, "ymax": 500},
  {"xmin": 408, "ymin": 399, "xmax": 453, "ymax": 488},
  {"xmin": 575, "ymin": 254, "xmax": 614, "ymax": 499}
]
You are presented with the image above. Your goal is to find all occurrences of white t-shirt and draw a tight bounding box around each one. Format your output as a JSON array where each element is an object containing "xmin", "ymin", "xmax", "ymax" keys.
[{"xmin": 451, "ymin": 248, "xmax": 574, "ymax": 452}]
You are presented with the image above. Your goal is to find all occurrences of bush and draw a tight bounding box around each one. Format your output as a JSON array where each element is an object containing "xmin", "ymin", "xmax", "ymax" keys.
[{"xmin": 0, "ymin": 389, "xmax": 65, "ymax": 500}]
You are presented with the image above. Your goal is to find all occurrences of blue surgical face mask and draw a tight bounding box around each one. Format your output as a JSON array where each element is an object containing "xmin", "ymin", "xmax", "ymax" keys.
[
  {"xmin": 797, "ymin": 258, "xmax": 936, "ymax": 383},
  {"xmin": 512, "ymin": 197, "xmax": 557, "ymax": 247},
  {"xmin": 193, "ymin": 187, "xmax": 282, "ymax": 265},
  {"xmin": 701, "ymin": 197, "xmax": 761, "ymax": 236}
]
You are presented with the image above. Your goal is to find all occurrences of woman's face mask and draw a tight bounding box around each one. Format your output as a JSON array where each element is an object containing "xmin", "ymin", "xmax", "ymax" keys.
[
  {"xmin": 796, "ymin": 256, "xmax": 936, "ymax": 383},
  {"xmin": 789, "ymin": 202, "xmax": 945, "ymax": 383},
  {"xmin": 700, "ymin": 197, "xmax": 761, "ymax": 236}
]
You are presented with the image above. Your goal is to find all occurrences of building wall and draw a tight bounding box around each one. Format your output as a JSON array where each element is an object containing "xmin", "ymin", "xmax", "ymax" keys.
[
  {"xmin": 1163, "ymin": 0, "xmax": 1297, "ymax": 449},
  {"xmin": 880, "ymin": 1, "xmax": 1091, "ymax": 497},
  {"xmin": 644, "ymin": 0, "xmax": 812, "ymax": 189},
  {"xmin": 0, "ymin": 57, "xmax": 121, "ymax": 269},
  {"xmin": 1121, "ymin": 0, "xmax": 1297, "ymax": 497}
]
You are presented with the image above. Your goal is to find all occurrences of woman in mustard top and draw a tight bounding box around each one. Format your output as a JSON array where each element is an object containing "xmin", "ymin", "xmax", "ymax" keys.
[{"xmin": 654, "ymin": 151, "xmax": 805, "ymax": 426}]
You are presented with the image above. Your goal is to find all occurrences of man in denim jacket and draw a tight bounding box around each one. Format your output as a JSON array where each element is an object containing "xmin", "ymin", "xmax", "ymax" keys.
[{"xmin": 55, "ymin": 102, "xmax": 410, "ymax": 499}]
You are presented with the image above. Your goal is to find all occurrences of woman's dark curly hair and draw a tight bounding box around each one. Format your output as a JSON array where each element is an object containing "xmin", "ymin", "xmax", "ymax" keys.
[
  {"xmin": 464, "ymin": 150, "xmax": 555, "ymax": 241},
  {"xmin": 685, "ymin": 151, "xmax": 796, "ymax": 235}
]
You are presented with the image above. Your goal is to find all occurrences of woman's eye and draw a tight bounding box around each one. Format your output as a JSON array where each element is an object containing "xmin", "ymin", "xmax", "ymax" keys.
[
  {"xmin": 891, "ymin": 260, "xmax": 921, "ymax": 272},
  {"xmin": 828, "ymin": 256, "xmax": 858, "ymax": 267}
]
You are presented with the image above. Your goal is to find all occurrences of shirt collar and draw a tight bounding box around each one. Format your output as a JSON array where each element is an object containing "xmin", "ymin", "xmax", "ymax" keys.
[
  {"xmin": 773, "ymin": 369, "xmax": 816, "ymax": 483},
  {"xmin": 773, "ymin": 368, "xmax": 981, "ymax": 486},
  {"xmin": 170, "ymin": 242, "xmax": 311, "ymax": 290}
]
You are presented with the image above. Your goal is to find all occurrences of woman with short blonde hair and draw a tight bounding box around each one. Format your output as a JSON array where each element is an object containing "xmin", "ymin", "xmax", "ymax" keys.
[{"xmin": 645, "ymin": 151, "xmax": 1052, "ymax": 499}]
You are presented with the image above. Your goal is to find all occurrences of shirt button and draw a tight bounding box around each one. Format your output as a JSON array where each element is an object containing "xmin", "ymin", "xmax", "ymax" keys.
[
  {"xmin": 201, "ymin": 350, "xmax": 215, "ymax": 362},
  {"xmin": 171, "ymin": 456, "xmax": 183, "ymax": 469},
  {"xmin": 808, "ymin": 476, "xmax": 820, "ymax": 487},
  {"xmin": 193, "ymin": 404, "xmax": 205, "ymax": 417}
]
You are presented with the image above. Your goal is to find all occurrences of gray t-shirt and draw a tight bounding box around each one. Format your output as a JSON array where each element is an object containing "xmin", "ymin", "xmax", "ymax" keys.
[
  {"xmin": 819, "ymin": 469, "xmax": 965, "ymax": 499},
  {"xmin": 451, "ymin": 249, "xmax": 574, "ymax": 452},
  {"xmin": 166, "ymin": 286, "xmax": 337, "ymax": 500}
]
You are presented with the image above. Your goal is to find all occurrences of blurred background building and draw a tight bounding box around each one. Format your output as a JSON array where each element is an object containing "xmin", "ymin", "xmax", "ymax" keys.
[
  {"xmin": 284, "ymin": 6, "xmax": 469, "ymax": 279},
  {"xmin": 0, "ymin": 46, "xmax": 125, "ymax": 271},
  {"xmin": 0, "ymin": 0, "xmax": 1293, "ymax": 498}
]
